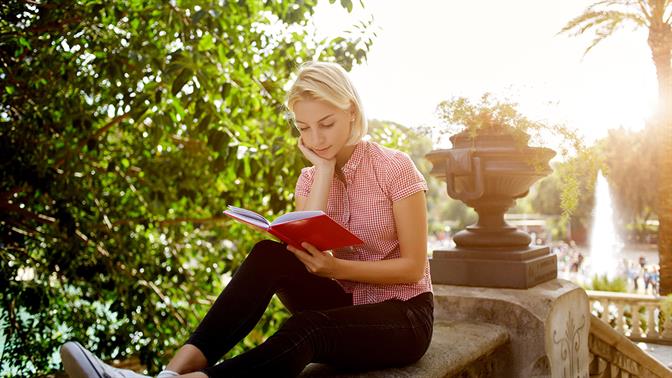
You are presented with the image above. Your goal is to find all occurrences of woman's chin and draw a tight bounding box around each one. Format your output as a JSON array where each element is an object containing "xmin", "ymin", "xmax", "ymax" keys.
[{"xmin": 315, "ymin": 149, "xmax": 333, "ymax": 158}]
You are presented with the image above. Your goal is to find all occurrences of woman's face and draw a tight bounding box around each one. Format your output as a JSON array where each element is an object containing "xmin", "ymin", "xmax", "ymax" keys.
[{"xmin": 293, "ymin": 99, "xmax": 353, "ymax": 160}]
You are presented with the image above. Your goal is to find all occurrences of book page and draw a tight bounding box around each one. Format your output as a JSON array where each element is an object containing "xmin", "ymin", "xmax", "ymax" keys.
[
  {"xmin": 227, "ymin": 205, "xmax": 270, "ymax": 227},
  {"xmin": 272, "ymin": 210, "xmax": 324, "ymax": 225}
]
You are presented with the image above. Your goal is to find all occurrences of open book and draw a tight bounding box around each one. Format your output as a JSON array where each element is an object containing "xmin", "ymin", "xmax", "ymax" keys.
[{"xmin": 223, "ymin": 205, "xmax": 363, "ymax": 251}]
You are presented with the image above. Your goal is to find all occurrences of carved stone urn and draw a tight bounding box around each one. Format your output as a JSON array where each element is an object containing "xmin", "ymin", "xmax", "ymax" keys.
[{"xmin": 426, "ymin": 130, "xmax": 558, "ymax": 289}]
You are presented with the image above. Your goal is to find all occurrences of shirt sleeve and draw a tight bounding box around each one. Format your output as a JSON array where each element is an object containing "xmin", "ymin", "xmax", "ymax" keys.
[
  {"xmin": 386, "ymin": 151, "xmax": 428, "ymax": 202},
  {"xmin": 294, "ymin": 167, "xmax": 315, "ymax": 198}
]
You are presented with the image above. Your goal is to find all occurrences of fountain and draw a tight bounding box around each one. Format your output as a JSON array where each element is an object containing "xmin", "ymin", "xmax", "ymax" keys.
[{"xmin": 587, "ymin": 170, "xmax": 623, "ymax": 280}]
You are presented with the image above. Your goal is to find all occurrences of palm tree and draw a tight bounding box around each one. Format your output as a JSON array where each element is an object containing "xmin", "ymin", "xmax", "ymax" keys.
[{"xmin": 561, "ymin": 0, "xmax": 672, "ymax": 294}]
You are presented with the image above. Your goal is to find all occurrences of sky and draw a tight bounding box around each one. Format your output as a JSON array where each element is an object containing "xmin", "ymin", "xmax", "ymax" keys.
[{"xmin": 311, "ymin": 0, "xmax": 658, "ymax": 146}]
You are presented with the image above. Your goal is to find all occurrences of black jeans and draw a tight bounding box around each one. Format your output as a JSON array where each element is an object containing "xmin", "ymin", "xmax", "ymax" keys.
[{"xmin": 186, "ymin": 240, "xmax": 434, "ymax": 378}]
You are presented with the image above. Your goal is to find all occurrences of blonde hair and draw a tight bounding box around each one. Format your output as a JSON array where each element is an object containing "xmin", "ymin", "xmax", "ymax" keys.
[{"xmin": 286, "ymin": 61, "xmax": 367, "ymax": 145}]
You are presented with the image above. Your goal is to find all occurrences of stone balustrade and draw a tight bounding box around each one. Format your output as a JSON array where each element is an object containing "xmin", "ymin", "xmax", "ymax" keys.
[
  {"xmin": 588, "ymin": 314, "xmax": 672, "ymax": 377},
  {"xmin": 587, "ymin": 290, "xmax": 672, "ymax": 344}
]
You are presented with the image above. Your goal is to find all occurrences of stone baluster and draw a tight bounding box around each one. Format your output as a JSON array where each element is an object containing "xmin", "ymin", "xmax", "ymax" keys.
[
  {"xmin": 616, "ymin": 301, "xmax": 626, "ymax": 334},
  {"xmin": 662, "ymin": 312, "xmax": 672, "ymax": 339},
  {"xmin": 587, "ymin": 292, "xmax": 672, "ymax": 343},
  {"xmin": 631, "ymin": 303, "xmax": 641, "ymax": 338},
  {"xmin": 589, "ymin": 353, "xmax": 605, "ymax": 376},
  {"xmin": 590, "ymin": 300, "xmax": 598, "ymax": 318},
  {"xmin": 646, "ymin": 304, "xmax": 659, "ymax": 338},
  {"xmin": 601, "ymin": 300, "xmax": 610, "ymax": 323}
]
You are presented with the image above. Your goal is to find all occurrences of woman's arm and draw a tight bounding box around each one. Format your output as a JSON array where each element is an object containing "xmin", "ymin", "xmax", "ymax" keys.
[
  {"xmin": 295, "ymin": 165, "xmax": 334, "ymax": 212},
  {"xmin": 287, "ymin": 191, "xmax": 428, "ymax": 284},
  {"xmin": 295, "ymin": 137, "xmax": 335, "ymax": 212}
]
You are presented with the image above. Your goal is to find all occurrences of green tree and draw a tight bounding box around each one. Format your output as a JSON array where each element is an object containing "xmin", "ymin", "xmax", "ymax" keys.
[
  {"xmin": 0, "ymin": 0, "xmax": 371, "ymax": 375},
  {"xmin": 601, "ymin": 126, "xmax": 658, "ymax": 243},
  {"xmin": 528, "ymin": 159, "xmax": 598, "ymax": 244},
  {"xmin": 561, "ymin": 0, "xmax": 672, "ymax": 294},
  {"xmin": 530, "ymin": 171, "xmax": 563, "ymax": 216}
]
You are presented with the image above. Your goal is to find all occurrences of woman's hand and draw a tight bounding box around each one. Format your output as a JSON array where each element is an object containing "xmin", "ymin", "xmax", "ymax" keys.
[
  {"xmin": 286, "ymin": 242, "xmax": 340, "ymax": 279},
  {"xmin": 297, "ymin": 137, "xmax": 336, "ymax": 170}
]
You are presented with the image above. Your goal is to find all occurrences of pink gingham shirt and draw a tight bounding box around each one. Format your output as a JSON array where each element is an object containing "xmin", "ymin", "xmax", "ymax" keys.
[{"xmin": 295, "ymin": 140, "xmax": 433, "ymax": 305}]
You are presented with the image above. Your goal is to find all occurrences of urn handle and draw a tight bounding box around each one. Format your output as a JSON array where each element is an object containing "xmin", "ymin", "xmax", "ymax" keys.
[{"xmin": 445, "ymin": 155, "xmax": 484, "ymax": 201}]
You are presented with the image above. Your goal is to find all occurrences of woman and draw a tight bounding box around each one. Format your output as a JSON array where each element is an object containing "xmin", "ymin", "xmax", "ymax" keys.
[{"xmin": 61, "ymin": 61, "xmax": 433, "ymax": 378}]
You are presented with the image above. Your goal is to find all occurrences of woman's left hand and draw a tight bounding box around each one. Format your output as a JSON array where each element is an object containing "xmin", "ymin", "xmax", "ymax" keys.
[{"xmin": 286, "ymin": 242, "xmax": 339, "ymax": 278}]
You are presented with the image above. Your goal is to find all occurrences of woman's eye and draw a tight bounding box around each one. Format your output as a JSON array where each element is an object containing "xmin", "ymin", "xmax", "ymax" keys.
[
  {"xmin": 320, "ymin": 123, "xmax": 334, "ymax": 128},
  {"xmin": 298, "ymin": 127, "xmax": 309, "ymax": 132}
]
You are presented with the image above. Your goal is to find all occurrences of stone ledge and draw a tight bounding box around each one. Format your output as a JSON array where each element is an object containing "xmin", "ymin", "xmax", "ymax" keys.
[
  {"xmin": 299, "ymin": 321, "xmax": 509, "ymax": 377},
  {"xmin": 432, "ymin": 280, "xmax": 590, "ymax": 377}
]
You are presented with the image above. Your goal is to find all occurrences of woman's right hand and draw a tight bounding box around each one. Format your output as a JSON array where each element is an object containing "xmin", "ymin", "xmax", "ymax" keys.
[{"xmin": 297, "ymin": 137, "xmax": 336, "ymax": 170}]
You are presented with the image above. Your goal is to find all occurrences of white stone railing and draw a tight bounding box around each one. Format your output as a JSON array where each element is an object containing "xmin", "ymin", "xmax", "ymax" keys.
[
  {"xmin": 588, "ymin": 314, "xmax": 672, "ymax": 377},
  {"xmin": 587, "ymin": 290, "xmax": 672, "ymax": 344}
]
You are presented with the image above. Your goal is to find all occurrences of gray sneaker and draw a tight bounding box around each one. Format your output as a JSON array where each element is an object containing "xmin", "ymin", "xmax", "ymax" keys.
[{"xmin": 60, "ymin": 341, "xmax": 150, "ymax": 378}]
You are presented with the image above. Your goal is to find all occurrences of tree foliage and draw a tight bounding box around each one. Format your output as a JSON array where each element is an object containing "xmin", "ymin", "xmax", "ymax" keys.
[
  {"xmin": 601, "ymin": 125, "xmax": 658, "ymax": 242},
  {"xmin": 0, "ymin": 0, "xmax": 372, "ymax": 375},
  {"xmin": 527, "ymin": 124, "xmax": 659, "ymax": 244},
  {"xmin": 528, "ymin": 157, "xmax": 598, "ymax": 243},
  {"xmin": 561, "ymin": 0, "xmax": 672, "ymax": 294}
]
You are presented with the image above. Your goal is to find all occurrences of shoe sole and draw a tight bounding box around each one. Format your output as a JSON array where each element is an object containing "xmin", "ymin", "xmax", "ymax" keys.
[{"xmin": 60, "ymin": 341, "xmax": 104, "ymax": 378}]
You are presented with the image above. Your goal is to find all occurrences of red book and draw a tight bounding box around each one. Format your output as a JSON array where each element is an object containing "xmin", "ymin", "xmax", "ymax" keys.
[{"xmin": 223, "ymin": 205, "xmax": 363, "ymax": 251}]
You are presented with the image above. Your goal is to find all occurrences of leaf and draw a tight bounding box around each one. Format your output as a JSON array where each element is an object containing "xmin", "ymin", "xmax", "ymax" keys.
[
  {"xmin": 221, "ymin": 82, "xmax": 232, "ymax": 99},
  {"xmin": 340, "ymin": 0, "xmax": 353, "ymax": 12},
  {"xmin": 171, "ymin": 68, "xmax": 193, "ymax": 96},
  {"xmin": 191, "ymin": 9, "xmax": 207, "ymax": 24},
  {"xmin": 18, "ymin": 37, "xmax": 31, "ymax": 49},
  {"xmin": 207, "ymin": 129, "xmax": 230, "ymax": 151},
  {"xmin": 196, "ymin": 114, "xmax": 212, "ymax": 133},
  {"xmin": 212, "ymin": 154, "xmax": 227, "ymax": 172},
  {"xmin": 198, "ymin": 33, "xmax": 215, "ymax": 51},
  {"xmin": 132, "ymin": 95, "xmax": 151, "ymax": 119}
]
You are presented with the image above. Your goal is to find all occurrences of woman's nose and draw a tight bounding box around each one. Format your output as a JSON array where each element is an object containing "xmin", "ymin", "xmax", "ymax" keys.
[{"xmin": 315, "ymin": 130, "xmax": 326, "ymax": 144}]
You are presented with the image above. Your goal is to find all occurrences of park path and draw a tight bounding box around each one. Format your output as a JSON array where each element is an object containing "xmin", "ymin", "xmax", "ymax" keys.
[{"xmin": 639, "ymin": 342, "xmax": 672, "ymax": 369}]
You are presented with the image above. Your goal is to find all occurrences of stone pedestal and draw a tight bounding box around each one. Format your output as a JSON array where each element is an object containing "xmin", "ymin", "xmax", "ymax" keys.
[
  {"xmin": 433, "ymin": 279, "xmax": 590, "ymax": 378},
  {"xmin": 430, "ymin": 246, "xmax": 558, "ymax": 289}
]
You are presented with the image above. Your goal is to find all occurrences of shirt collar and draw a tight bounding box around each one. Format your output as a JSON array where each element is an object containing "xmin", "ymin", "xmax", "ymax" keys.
[{"xmin": 341, "ymin": 140, "xmax": 367, "ymax": 174}]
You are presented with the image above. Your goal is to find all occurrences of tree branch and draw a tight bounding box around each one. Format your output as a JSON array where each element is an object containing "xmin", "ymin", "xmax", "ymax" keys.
[
  {"xmin": 106, "ymin": 215, "xmax": 227, "ymax": 228},
  {"xmin": 137, "ymin": 279, "xmax": 187, "ymax": 326},
  {"xmin": 53, "ymin": 111, "xmax": 131, "ymax": 170},
  {"xmin": 27, "ymin": 16, "xmax": 82, "ymax": 34},
  {"xmin": 0, "ymin": 200, "xmax": 56, "ymax": 225},
  {"xmin": 0, "ymin": 244, "xmax": 45, "ymax": 268},
  {"xmin": 19, "ymin": 0, "xmax": 58, "ymax": 8}
]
